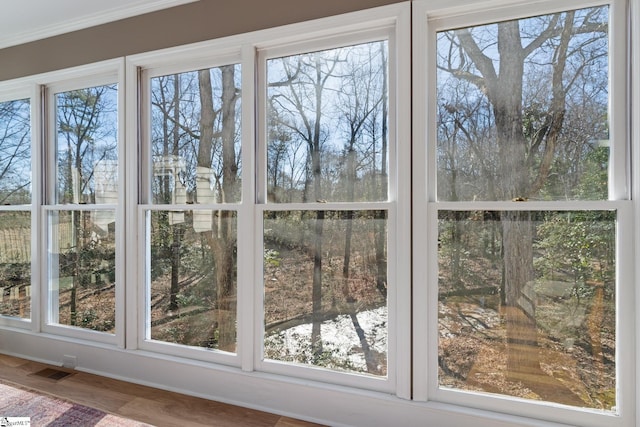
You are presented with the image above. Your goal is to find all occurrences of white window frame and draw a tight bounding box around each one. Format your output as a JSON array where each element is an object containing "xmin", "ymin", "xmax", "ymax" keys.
[
  {"xmin": 0, "ymin": 82, "xmax": 40, "ymax": 331},
  {"xmin": 253, "ymin": 8, "xmax": 411, "ymax": 395},
  {"xmin": 127, "ymin": 42, "xmax": 250, "ymax": 367},
  {"xmin": 38, "ymin": 59, "xmax": 126, "ymax": 347},
  {"xmin": 412, "ymin": 1, "xmax": 636, "ymax": 426},
  {"xmin": 125, "ymin": 3, "xmax": 411, "ymax": 395},
  {"xmin": 3, "ymin": 1, "xmax": 640, "ymax": 425}
]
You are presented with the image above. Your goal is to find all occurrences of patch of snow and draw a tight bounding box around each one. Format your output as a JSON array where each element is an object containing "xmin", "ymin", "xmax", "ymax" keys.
[{"xmin": 265, "ymin": 307, "xmax": 387, "ymax": 373}]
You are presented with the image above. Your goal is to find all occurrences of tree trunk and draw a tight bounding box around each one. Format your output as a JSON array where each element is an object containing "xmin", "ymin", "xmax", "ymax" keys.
[
  {"xmin": 502, "ymin": 210, "xmax": 540, "ymax": 377},
  {"xmin": 492, "ymin": 21, "xmax": 540, "ymax": 377},
  {"xmin": 374, "ymin": 42, "xmax": 388, "ymax": 297},
  {"xmin": 311, "ymin": 145, "xmax": 324, "ymax": 360},
  {"xmin": 169, "ymin": 75, "xmax": 181, "ymax": 312},
  {"xmin": 350, "ymin": 313, "xmax": 379, "ymax": 374},
  {"xmin": 342, "ymin": 144, "xmax": 356, "ymax": 303},
  {"xmin": 451, "ymin": 10, "xmax": 593, "ymax": 384},
  {"xmin": 197, "ymin": 66, "xmax": 238, "ymax": 352},
  {"xmin": 312, "ymin": 208, "xmax": 325, "ymax": 360},
  {"xmin": 310, "ymin": 54, "xmax": 326, "ymax": 361},
  {"xmin": 217, "ymin": 65, "xmax": 238, "ymax": 352},
  {"xmin": 169, "ymin": 229, "xmax": 181, "ymax": 312}
]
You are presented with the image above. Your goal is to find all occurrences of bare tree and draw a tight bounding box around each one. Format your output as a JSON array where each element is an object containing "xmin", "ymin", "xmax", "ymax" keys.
[
  {"xmin": 198, "ymin": 65, "xmax": 240, "ymax": 352},
  {"xmin": 268, "ymin": 50, "xmax": 342, "ymax": 360},
  {"xmin": 438, "ymin": 7, "xmax": 608, "ymax": 380},
  {"xmin": 0, "ymin": 99, "xmax": 31, "ymax": 205},
  {"xmin": 56, "ymin": 85, "xmax": 117, "ymax": 327}
]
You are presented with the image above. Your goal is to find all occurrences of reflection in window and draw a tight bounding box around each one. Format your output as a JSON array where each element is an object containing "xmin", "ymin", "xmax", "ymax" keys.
[
  {"xmin": 147, "ymin": 210, "xmax": 237, "ymax": 353},
  {"xmin": 146, "ymin": 64, "xmax": 241, "ymax": 355},
  {"xmin": 50, "ymin": 83, "xmax": 119, "ymax": 334},
  {"xmin": 436, "ymin": 6, "xmax": 609, "ymax": 202},
  {"xmin": 437, "ymin": 210, "xmax": 616, "ymax": 410},
  {"xmin": 150, "ymin": 65, "xmax": 242, "ymax": 205},
  {"xmin": 434, "ymin": 5, "xmax": 617, "ymax": 411}
]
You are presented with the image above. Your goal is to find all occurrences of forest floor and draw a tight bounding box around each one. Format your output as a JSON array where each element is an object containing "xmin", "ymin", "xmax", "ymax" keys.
[
  {"xmin": 4, "ymin": 234, "xmax": 616, "ymax": 411},
  {"xmin": 438, "ymin": 250, "xmax": 616, "ymax": 411}
]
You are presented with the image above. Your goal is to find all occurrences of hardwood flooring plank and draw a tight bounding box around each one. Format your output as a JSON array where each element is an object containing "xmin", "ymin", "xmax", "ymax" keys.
[
  {"xmin": 119, "ymin": 396, "xmax": 280, "ymax": 427},
  {"xmin": 275, "ymin": 417, "xmax": 326, "ymax": 427},
  {"xmin": 0, "ymin": 354, "xmax": 326, "ymax": 427},
  {"xmin": 0, "ymin": 354, "xmax": 27, "ymax": 368}
]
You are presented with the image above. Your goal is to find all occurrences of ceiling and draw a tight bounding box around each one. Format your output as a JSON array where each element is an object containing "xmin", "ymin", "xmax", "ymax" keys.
[{"xmin": 0, "ymin": 0, "xmax": 198, "ymax": 50}]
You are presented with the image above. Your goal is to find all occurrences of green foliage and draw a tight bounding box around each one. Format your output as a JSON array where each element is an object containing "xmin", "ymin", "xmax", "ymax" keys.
[
  {"xmin": 264, "ymin": 249, "xmax": 281, "ymax": 268},
  {"xmin": 0, "ymin": 263, "xmax": 29, "ymax": 282},
  {"xmin": 535, "ymin": 147, "xmax": 614, "ymax": 293},
  {"xmin": 575, "ymin": 146, "xmax": 609, "ymax": 200},
  {"xmin": 535, "ymin": 210, "xmax": 614, "ymax": 293},
  {"xmin": 176, "ymin": 292, "xmax": 204, "ymax": 308},
  {"xmin": 80, "ymin": 309, "xmax": 97, "ymax": 327}
]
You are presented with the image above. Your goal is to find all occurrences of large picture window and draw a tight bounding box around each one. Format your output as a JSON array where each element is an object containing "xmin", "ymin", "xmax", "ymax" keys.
[{"xmin": 3, "ymin": 2, "xmax": 639, "ymax": 425}]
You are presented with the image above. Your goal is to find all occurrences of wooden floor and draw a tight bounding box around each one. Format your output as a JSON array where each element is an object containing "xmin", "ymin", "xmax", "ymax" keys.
[{"xmin": 0, "ymin": 353, "xmax": 324, "ymax": 427}]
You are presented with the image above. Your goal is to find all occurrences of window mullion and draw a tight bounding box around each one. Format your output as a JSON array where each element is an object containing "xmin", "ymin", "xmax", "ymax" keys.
[
  {"xmin": 609, "ymin": 0, "xmax": 629, "ymax": 201},
  {"xmin": 125, "ymin": 59, "xmax": 140, "ymax": 350},
  {"xmin": 32, "ymin": 83, "xmax": 44, "ymax": 333},
  {"xmin": 239, "ymin": 43, "xmax": 257, "ymax": 372}
]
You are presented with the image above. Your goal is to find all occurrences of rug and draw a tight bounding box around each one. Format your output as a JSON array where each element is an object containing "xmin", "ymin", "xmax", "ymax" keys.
[{"xmin": 0, "ymin": 381, "xmax": 153, "ymax": 426}]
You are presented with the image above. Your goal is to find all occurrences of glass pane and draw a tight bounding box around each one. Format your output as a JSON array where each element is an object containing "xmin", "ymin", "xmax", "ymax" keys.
[
  {"xmin": 436, "ymin": 6, "xmax": 609, "ymax": 201},
  {"xmin": 263, "ymin": 210, "xmax": 387, "ymax": 376},
  {"xmin": 267, "ymin": 41, "xmax": 389, "ymax": 203},
  {"xmin": 150, "ymin": 65, "xmax": 242, "ymax": 205},
  {"xmin": 0, "ymin": 211, "xmax": 31, "ymax": 319},
  {"xmin": 48, "ymin": 210, "xmax": 116, "ymax": 333},
  {"xmin": 437, "ymin": 210, "xmax": 616, "ymax": 410},
  {"xmin": 148, "ymin": 209, "xmax": 237, "ymax": 352},
  {"xmin": 56, "ymin": 84, "xmax": 118, "ymax": 204},
  {"xmin": 0, "ymin": 98, "xmax": 31, "ymax": 205}
]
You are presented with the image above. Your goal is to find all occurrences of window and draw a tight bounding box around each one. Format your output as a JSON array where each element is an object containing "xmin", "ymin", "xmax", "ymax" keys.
[
  {"xmin": 254, "ymin": 16, "xmax": 412, "ymax": 392},
  {"xmin": 0, "ymin": 93, "xmax": 32, "ymax": 321},
  {"xmin": 128, "ymin": 5, "xmax": 411, "ymax": 392},
  {"xmin": 414, "ymin": 0, "xmax": 633, "ymax": 425},
  {"xmin": 39, "ymin": 62, "xmax": 125, "ymax": 344},
  {"xmin": 138, "ymin": 56, "xmax": 243, "ymax": 358},
  {"xmin": 260, "ymin": 39, "xmax": 392, "ymax": 379},
  {"xmin": 2, "ymin": 2, "xmax": 638, "ymax": 426}
]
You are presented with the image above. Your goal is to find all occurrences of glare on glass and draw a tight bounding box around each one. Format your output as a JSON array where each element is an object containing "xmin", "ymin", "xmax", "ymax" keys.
[
  {"xmin": 436, "ymin": 6, "xmax": 609, "ymax": 202},
  {"xmin": 150, "ymin": 65, "xmax": 242, "ymax": 205},
  {"xmin": 437, "ymin": 210, "xmax": 616, "ymax": 410}
]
